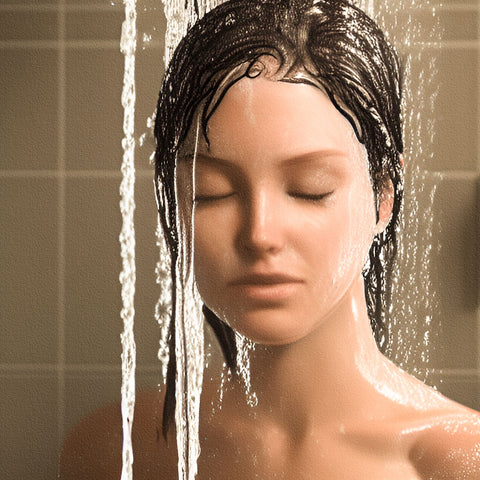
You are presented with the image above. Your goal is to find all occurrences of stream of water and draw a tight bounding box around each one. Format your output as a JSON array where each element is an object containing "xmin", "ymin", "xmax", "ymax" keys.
[{"xmin": 119, "ymin": 1, "xmax": 137, "ymax": 479}]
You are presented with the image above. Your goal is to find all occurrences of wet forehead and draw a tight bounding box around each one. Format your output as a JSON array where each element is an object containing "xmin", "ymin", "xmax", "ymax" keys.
[{"xmin": 198, "ymin": 76, "xmax": 365, "ymax": 170}]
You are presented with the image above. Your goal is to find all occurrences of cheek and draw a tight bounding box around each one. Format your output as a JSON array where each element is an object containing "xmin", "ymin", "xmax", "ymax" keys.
[
  {"xmin": 335, "ymin": 191, "xmax": 376, "ymax": 279},
  {"xmin": 192, "ymin": 209, "xmax": 233, "ymax": 299},
  {"xmin": 302, "ymin": 192, "xmax": 375, "ymax": 287},
  {"xmin": 193, "ymin": 217, "xmax": 217, "ymax": 278}
]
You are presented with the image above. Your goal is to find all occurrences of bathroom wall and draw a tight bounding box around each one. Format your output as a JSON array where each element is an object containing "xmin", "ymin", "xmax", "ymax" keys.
[{"xmin": 0, "ymin": 1, "xmax": 478, "ymax": 478}]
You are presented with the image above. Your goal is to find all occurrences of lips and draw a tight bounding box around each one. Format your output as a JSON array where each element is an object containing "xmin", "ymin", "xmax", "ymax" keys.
[
  {"xmin": 229, "ymin": 272, "xmax": 303, "ymax": 303},
  {"xmin": 230, "ymin": 273, "xmax": 303, "ymax": 286}
]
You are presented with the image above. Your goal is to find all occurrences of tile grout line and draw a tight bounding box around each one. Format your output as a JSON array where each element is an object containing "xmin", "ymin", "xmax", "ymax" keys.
[
  {"xmin": 0, "ymin": 4, "xmax": 123, "ymax": 12},
  {"xmin": 0, "ymin": 40, "xmax": 132, "ymax": 49},
  {"xmin": 0, "ymin": 364, "xmax": 162, "ymax": 373},
  {"xmin": 57, "ymin": 0, "xmax": 67, "ymax": 452},
  {"xmin": 0, "ymin": 169, "xmax": 154, "ymax": 178},
  {"xmin": 0, "ymin": 40, "xmax": 122, "ymax": 49},
  {"xmin": 477, "ymin": 0, "xmax": 480, "ymax": 389}
]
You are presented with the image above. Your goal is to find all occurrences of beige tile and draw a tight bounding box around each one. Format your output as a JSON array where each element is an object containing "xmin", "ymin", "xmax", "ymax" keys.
[
  {"xmin": 437, "ymin": 9, "xmax": 479, "ymax": 42},
  {"xmin": 135, "ymin": 45, "xmax": 165, "ymax": 171},
  {"xmin": 418, "ymin": 48, "xmax": 478, "ymax": 171},
  {"xmin": 65, "ymin": 177, "xmax": 123, "ymax": 364},
  {"xmin": 0, "ymin": 178, "xmax": 58, "ymax": 363},
  {"xmin": 0, "ymin": 49, "xmax": 58, "ymax": 170},
  {"xmin": 434, "ymin": 48, "xmax": 478, "ymax": 171},
  {"xmin": 64, "ymin": 176, "xmax": 167, "ymax": 367},
  {"xmin": 429, "ymin": 372, "xmax": 480, "ymax": 411},
  {"xmin": 134, "ymin": 177, "xmax": 165, "ymax": 367},
  {"xmin": 392, "ymin": 9, "xmax": 478, "ymax": 43},
  {"xmin": 0, "ymin": 374, "xmax": 58, "ymax": 479},
  {"xmin": 136, "ymin": 1, "xmax": 166, "ymax": 51},
  {"xmin": 426, "ymin": 310, "xmax": 478, "ymax": 369},
  {"xmin": 376, "ymin": 13, "xmax": 478, "ymax": 172},
  {"xmin": 137, "ymin": 370, "xmax": 162, "ymax": 391},
  {"xmin": 64, "ymin": 371, "xmax": 121, "ymax": 435},
  {"xmin": 66, "ymin": 10, "xmax": 124, "ymax": 41},
  {"xmin": 65, "ymin": 48, "xmax": 123, "ymax": 170},
  {"xmin": 387, "ymin": 173, "xmax": 479, "ymax": 371},
  {"xmin": 2, "ymin": 0, "xmax": 55, "ymax": 4},
  {"xmin": 66, "ymin": 0, "xmax": 122, "ymax": 5},
  {"xmin": 426, "ymin": 175, "xmax": 479, "ymax": 368},
  {"xmin": 439, "ymin": 0, "xmax": 478, "ymax": 6},
  {"xmin": 434, "ymin": 176, "xmax": 478, "ymax": 310},
  {"xmin": 0, "ymin": 11, "xmax": 58, "ymax": 41}
]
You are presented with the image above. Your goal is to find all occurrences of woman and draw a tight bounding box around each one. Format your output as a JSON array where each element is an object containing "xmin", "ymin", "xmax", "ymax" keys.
[{"xmin": 60, "ymin": 0, "xmax": 480, "ymax": 478}]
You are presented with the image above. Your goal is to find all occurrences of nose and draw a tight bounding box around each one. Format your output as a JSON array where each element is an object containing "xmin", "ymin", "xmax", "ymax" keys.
[{"xmin": 237, "ymin": 187, "xmax": 285, "ymax": 258}]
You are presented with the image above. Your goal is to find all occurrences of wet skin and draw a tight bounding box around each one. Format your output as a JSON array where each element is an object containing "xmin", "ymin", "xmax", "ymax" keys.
[
  {"xmin": 59, "ymin": 77, "xmax": 480, "ymax": 479},
  {"xmin": 189, "ymin": 76, "xmax": 379, "ymax": 346}
]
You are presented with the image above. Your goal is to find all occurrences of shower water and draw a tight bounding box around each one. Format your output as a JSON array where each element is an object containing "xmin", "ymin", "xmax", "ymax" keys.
[
  {"xmin": 373, "ymin": 1, "xmax": 442, "ymax": 382},
  {"xmin": 119, "ymin": 1, "xmax": 137, "ymax": 479},
  {"xmin": 156, "ymin": 2, "xmax": 233, "ymax": 480},
  {"xmin": 118, "ymin": 0, "xmax": 444, "ymax": 478}
]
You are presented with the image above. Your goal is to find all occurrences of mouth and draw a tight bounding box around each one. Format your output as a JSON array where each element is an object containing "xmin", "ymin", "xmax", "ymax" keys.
[
  {"xmin": 231, "ymin": 273, "xmax": 303, "ymax": 285},
  {"xmin": 229, "ymin": 273, "xmax": 303, "ymax": 302}
]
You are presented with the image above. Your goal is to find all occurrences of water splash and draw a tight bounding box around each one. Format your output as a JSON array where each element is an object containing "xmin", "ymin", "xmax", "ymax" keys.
[
  {"xmin": 119, "ymin": 1, "xmax": 137, "ymax": 479},
  {"xmin": 373, "ymin": 0, "xmax": 443, "ymax": 383},
  {"xmin": 162, "ymin": 0, "xmax": 228, "ymax": 65},
  {"xmin": 142, "ymin": 32, "xmax": 153, "ymax": 50},
  {"xmin": 156, "ymin": 3, "xmax": 231, "ymax": 480},
  {"xmin": 155, "ymin": 222, "xmax": 172, "ymax": 380},
  {"xmin": 235, "ymin": 333, "xmax": 258, "ymax": 408}
]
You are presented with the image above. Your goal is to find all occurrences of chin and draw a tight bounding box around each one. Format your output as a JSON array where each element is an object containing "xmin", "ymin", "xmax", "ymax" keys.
[{"xmin": 227, "ymin": 309, "xmax": 313, "ymax": 346}]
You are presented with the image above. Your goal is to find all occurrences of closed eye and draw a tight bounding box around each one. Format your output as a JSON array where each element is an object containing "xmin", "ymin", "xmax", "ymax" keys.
[
  {"xmin": 194, "ymin": 192, "xmax": 235, "ymax": 203},
  {"xmin": 289, "ymin": 192, "xmax": 333, "ymax": 201}
]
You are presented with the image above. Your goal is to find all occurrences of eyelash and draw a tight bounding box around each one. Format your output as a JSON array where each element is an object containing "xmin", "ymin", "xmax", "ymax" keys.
[
  {"xmin": 194, "ymin": 191, "xmax": 332, "ymax": 204},
  {"xmin": 289, "ymin": 192, "xmax": 332, "ymax": 202},
  {"xmin": 194, "ymin": 193, "xmax": 234, "ymax": 203}
]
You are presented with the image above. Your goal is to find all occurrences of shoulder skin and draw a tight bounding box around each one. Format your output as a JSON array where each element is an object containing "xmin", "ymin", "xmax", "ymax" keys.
[
  {"xmin": 58, "ymin": 390, "xmax": 178, "ymax": 480},
  {"xmin": 409, "ymin": 406, "xmax": 480, "ymax": 480}
]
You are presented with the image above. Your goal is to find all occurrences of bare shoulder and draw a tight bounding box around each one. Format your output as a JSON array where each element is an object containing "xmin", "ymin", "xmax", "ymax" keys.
[
  {"xmin": 59, "ymin": 389, "xmax": 177, "ymax": 480},
  {"xmin": 376, "ymin": 360, "xmax": 480, "ymax": 478},
  {"xmin": 409, "ymin": 401, "xmax": 480, "ymax": 479},
  {"xmin": 58, "ymin": 398, "xmax": 123, "ymax": 479}
]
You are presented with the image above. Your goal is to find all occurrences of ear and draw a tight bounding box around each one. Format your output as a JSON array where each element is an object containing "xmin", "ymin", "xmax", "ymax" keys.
[{"xmin": 374, "ymin": 178, "xmax": 394, "ymax": 235}]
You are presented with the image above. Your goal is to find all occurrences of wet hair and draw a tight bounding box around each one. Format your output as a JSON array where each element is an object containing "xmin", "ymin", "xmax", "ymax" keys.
[{"xmin": 154, "ymin": 0, "xmax": 404, "ymax": 438}]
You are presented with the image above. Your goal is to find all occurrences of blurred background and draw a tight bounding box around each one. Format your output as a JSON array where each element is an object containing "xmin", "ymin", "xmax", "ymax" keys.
[{"xmin": 0, "ymin": 0, "xmax": 478, "ymax": 478}]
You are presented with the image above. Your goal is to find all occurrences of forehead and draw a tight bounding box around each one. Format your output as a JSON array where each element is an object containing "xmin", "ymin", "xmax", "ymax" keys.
[{"xmin": 197, "ymin": 76, "xmax": 365, "ymax": 168}]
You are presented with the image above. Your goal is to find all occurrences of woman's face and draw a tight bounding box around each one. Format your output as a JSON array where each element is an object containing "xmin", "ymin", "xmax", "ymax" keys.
[{"xmin": 188, "ymin": 76, "xmax": 379, "ymax": 345}]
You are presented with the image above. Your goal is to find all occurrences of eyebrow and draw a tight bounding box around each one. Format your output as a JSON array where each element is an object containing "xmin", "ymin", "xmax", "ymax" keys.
[
  {"xmin": 195, "ymin": 149, "xmax": 348, "ymax": 169},
  {"xmin": 195, "ymin": 152, "xmax": 237, "ymax": 169},
  {"xmin": 279, "ymin": 149, "xmax": 349, "ymax": 167}
]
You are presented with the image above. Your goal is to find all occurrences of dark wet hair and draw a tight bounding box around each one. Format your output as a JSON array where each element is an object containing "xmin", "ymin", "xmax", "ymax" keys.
[{"xmin": 154, "ymin": 0, "xmax": 403, "ymax": 438}]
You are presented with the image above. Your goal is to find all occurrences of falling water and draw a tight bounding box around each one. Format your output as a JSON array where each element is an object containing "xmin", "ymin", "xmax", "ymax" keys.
[
  {"xmin": 162, "ymin": 0, "xmax": 227, "ymax": 65},
  {"xmin": 119, "ymin": 1, "xmax": 137, "ymax": 479},
  {"xmin": 156, "ymin": 2, "xmax": 232, "ymax": 480},
  {"xmin": 372, "ymin": 1, "xmax": 442, "ymax": 383}
]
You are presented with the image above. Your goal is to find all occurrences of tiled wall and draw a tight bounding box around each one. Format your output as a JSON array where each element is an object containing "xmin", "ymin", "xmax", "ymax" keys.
[
  {"xmin": 1, "ymin": 1, "xmax": 166, "ymax": 477},
  {"xmin": 0, "ymin": 1, "xmax": 478, "ymax": 478}
]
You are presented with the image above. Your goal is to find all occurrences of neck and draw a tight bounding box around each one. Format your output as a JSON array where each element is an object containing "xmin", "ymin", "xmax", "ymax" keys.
[{"xmin": 228, "ymin": 276, "xmax": 385, "ymax": 433}]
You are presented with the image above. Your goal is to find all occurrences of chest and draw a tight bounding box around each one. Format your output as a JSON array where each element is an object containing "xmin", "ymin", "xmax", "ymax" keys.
[{"xmin": 195, "ymin": 425, "xmax": 422, "ymax": 480}]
